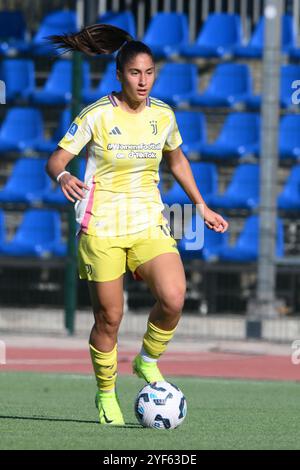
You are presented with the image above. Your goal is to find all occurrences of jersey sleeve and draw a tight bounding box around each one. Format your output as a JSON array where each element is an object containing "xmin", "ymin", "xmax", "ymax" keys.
[
  {"xmin": 58, "ymin": 113, "xmax": 92, "ymax": 155},
  {"xmin": 163, "ymin": 110, "xmax": 183, "ymax": 152}
]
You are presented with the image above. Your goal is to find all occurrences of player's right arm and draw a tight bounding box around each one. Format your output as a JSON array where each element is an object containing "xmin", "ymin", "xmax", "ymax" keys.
[
  {"xmin": 46, "ymin": 147, "xmax": 89, "ymax": 203},
  {"xmin": 46, "ymin": 111, "xmax": 92, "ymax": 202}
]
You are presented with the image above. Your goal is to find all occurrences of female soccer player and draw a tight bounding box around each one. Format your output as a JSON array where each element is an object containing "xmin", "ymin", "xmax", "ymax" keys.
[{"xmin": 46, "ymin": 24, "xmax": 228, "ymax": 426}]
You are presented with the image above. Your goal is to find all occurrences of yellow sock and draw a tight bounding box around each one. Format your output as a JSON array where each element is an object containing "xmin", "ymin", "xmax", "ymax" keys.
[
  {"xmin": 142, "ymin": 322, "xmax": 176, "ymax": 359},
  {"xmin": 89, "ymin": 344, "xmax": 118, "ymax": 392}
]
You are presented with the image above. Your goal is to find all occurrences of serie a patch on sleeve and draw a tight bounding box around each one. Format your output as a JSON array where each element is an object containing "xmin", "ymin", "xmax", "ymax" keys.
[
  {"xmin": 63, "ymin": 122, "xmax": 79, "ymax": 141},
  {"xmin": 67, "ymin": 122, "xmax": 78, "ymax": 136}
]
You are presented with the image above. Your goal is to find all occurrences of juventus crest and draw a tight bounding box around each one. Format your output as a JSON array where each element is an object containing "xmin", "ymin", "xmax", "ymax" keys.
[{"xmin": 150, "ymin": 120, "xmax": 158, "ymax": 135}]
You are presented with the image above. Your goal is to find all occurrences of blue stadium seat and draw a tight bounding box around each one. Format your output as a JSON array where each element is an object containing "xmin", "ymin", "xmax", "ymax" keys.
[
  {"xmin": 201, "ymin": 113, "xmax": 260, "ymax": 159},
  {"xmin": 274, "ymin": 64, "xmax": 300, "ymax": 109},
  {"xmin": 0, "ymin": 209, "xmax": 66, "ymax": 257},
  {"xmin": 35, "ymin": 108, "xmax": 71, "ymax": 153},
  {"xmin": 160, "ymin": 162, "xmax": 217, "ymax": 206},
  {"xmin": 279, "ymin": 115, "xmax": 300, "ymax": 161},
  {"xmin": 82, "ymin": 62, "xmax": 121, "ymax": 104},
  {"xmin": 97, "ymin": 11, "xmax": 136, "ymax": 38},
  {"xmin": 29, "ymin": 60, "xmax": 91, "ymax": 105},
  {"xmin": 143, "ymin": 12, "xmax": 189, "ymax": 58},
  {"xmin": 219, "ymin": 215, "xmax": 284, "ymax": 262},
  {"xmin": 151, "ymin": 63, "xmax": 198, "ymax": 107},
  {"xmin": 180, "ymin": 13, "xmax": 242, "ymax": 58},
  {"xmin": 30, "ymin": 10, "xmax": 78, "ymax": 56},
  {"xmin": 0, "ymin": 108, "xmax": 44, "ymax": 153},
  {"xmin": 175, "ymin": 111, "xmax": 207, "ymax": 156},
  {"xmin": 289, "ymin": 47, "xmax": 300, "ymax": 60},
  {"xmin": 178, "ymin": 214, "xmax": 229, "ymax": 260},
  {"xmin": 246, "ymin": 65, "xmax": 300, "ymax": 110},
  {"xmin": 278, "ymin": 165, "xmax": 300, "ymax": 210},
  {"xmin": 0, "ymin": 59, "xmax": 35, "ymax": 102},
  {"xmin": 43, "ymin": 158, "xmax": 86, "ymax": 205},
  {"xmin": 209, "ymin": 164, "xmax": 259, "ymax": 209},
  {"xmin": 234, "ymin": 15, "xmax": 295, "ymax": 58},
  {"xmin": 0, "ymin": 158, "xmax": 51, "ymax": 203},
  {"xmin": 0, "ymin": 209, "xmax": 5, "ymax": 245},
  {"xmin": 190, "ymin": 63, "xmax": 252, "ymax": 108},
  {"xmin": 0, "ymin": 11, "xmax": 28, "ymax": 55}
]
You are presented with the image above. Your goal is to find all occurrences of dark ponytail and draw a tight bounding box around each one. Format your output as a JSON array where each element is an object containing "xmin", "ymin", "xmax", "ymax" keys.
[{"xmin": 48, "ymin": 24, "xmax": 133, "ymax": 56}]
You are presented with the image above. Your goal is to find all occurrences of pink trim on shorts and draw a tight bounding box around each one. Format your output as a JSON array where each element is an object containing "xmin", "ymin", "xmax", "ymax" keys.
[{"xmin": 81, "ymin": 176, "xmax": 96, "ymax": 233}]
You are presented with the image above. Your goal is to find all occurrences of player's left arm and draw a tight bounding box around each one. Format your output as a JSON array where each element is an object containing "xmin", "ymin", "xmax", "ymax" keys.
[{"xmin": 163, "ymin": 146, "xmax": 229, "ymax": 233}]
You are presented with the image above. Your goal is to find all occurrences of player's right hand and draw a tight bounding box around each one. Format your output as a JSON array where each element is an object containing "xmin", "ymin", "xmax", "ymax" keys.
[{"xmin": 59, "ymin": 173, "xmax": 90, "ymax": 203}]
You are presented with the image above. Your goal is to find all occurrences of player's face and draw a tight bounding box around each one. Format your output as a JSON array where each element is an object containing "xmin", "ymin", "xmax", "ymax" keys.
[{"xmin": 118, "ymin": 53, "xmax": 155, "ymax": 103}]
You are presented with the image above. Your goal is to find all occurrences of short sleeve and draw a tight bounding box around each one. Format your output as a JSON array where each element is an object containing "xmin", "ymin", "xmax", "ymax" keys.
[
  {"xmin": 58, "ymin": 113, "xmax": 92, "ymax": 156},
  {"xmin": 163, "ymin": 111, "xmax": 183, "ymax": 152}
]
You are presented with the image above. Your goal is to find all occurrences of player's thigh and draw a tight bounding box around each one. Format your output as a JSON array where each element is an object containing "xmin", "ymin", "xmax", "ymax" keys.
[
  {"xmin": 128, "ymin": 224, "xmax": 186, "ymax": 302},
  {"xmin": 136, "ymin": 252, "xmax": 186, "ymax": 305},
  {"xmin": 88, "ymin": 276, "xmax": 124, "ymax": 321},
  {"xmin": 78, "ymin": 232, "xmax": 126, "ymax": 320}
]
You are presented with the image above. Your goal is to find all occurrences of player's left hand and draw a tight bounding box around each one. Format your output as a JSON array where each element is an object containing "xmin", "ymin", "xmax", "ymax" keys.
[{"xmin": 203, "ymin": 207, "xmax": 229, "ymax": 233}]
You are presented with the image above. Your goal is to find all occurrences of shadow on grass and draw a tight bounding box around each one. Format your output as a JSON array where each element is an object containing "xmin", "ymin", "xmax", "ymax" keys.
[{"xmin": 0, "ymin": 415, "xmax": 141, "ymax": 428}]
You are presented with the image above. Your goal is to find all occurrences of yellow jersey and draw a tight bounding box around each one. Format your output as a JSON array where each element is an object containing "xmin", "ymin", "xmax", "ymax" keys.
[{"xmin": 58, "ymin": 94, "xmax": 182, "ymax": 237}]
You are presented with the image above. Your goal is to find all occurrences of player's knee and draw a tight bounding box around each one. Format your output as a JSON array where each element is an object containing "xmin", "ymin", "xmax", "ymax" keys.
[
  {"xmin": 160, "ymin": 284, "xmax": 186, "ymax": 316},
  {"xmin": 94, "ymin": 305, "xmax": 123, "ymax": 334}
]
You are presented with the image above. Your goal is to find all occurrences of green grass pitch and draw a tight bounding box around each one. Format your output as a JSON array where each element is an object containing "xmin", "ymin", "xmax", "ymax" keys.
[{"xmin": 1, "ymin": 372, "xmax": 300, "ymax": 450}]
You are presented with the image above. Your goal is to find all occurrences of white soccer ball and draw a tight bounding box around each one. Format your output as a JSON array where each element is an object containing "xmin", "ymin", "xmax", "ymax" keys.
[{"xmin": 134, "ymin": 381, "xmax": 187, "ymax": 430}]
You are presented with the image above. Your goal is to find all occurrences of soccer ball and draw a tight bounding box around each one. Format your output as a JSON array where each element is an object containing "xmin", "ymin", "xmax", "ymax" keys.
[{"xmin": 134, "ymin": 381, "xmax": 187, "ymax": 430}]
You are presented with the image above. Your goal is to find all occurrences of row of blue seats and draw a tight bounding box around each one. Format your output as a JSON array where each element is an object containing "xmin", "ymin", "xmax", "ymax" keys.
[
  {"xmin": 0, "ymin": 158, "xmax": 84, "ymax": 205},
  {"xmin": 1, "ymin": 107, "xmax": 300, "ymax": 161},
  {"xmin": 0, "ymin": 208, "xmax": 284, "ymax": 262},
  {"xmin": 2, "ymin": 58, "xmax": 300, "ymax": 109},
  {"xmin": 178, "ymin": 214, "xmax": 284, "ymax": 262},
  {"xmin": 180, "ymin": 112, "xmax": 300, "ymax": 161},
  {"xmin": 0, "ymin": 208, "xmax": 65, "ymax": 257},
  {"xmin": 0, "ymin": 10, "xmax": 299, "ymax": 60},
  {"xmin": 0, "ymin": 158, "xmax": 299, "ymax": 211},
  {"xmin": 161, "ymin": 163, "xmax": 300, "ymax": 211},
  {"xmin": 0, "ymin": 107, "xmax": 70, "ymax": 154}
]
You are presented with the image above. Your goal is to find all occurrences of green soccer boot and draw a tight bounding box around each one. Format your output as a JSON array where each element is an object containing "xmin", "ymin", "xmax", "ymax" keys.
[
  {"xmin": 132, "ymin": 354, "xmax": 165, "ymax": 383},
  {"xmin": 95, "ymin": 390, "xmax": 125, "ymax": 426}
]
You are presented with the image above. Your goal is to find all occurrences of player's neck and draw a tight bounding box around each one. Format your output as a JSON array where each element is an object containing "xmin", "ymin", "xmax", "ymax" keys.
[{"xmin": 113, "ymin": 92, "xmax": 146, "ymax": 114}]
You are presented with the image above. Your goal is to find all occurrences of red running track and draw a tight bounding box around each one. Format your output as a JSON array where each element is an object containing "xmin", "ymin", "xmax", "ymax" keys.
[{"xmin": 1, "ymin": 348, "xmax": 300, "ymax": 381}]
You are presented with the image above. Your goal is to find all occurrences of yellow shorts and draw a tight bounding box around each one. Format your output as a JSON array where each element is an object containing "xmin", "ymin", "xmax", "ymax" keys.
[{"xmin": 78, "ymin": 223, "xmax": 179, "ymax": 282}]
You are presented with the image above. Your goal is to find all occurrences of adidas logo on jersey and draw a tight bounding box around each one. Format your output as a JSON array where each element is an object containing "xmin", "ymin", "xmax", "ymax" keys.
[{"xmin": 109, "ymin": 126, "xmax": 122, "ymax": 135}]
